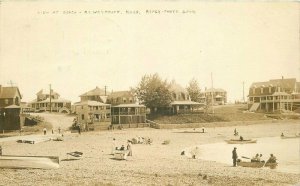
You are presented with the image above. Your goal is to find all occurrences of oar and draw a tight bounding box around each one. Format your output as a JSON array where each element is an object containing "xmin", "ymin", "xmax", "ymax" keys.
[
  {"xmin": 241, "ymin": 156, "xmax": 251, "ymax": 159},
  {"xmin": 262, "ymin": 160, "xmax": 267, "ymax": 168}
]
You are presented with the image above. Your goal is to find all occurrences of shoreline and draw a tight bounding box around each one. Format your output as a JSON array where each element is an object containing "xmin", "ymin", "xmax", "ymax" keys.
[{"xmin": 0, "ymin": 120, "xmax": 299, "ymax": 185}]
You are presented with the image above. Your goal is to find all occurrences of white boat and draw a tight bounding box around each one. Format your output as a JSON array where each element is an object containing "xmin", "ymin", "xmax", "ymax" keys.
[
  {"xmin": 113, "ymin": 150, "xmax": 128, "ymax": 160},
  {"xmin": 225, "ymin": 139, "xmax": 257, "ymax": 144},
  {"xmin": 0, "ymin": 155, "xmax": 59, "ymax": 169}
]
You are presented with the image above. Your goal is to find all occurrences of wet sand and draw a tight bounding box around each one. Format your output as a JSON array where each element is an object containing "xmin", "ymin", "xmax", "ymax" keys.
[{"xmin": 0, "ymin": 120, "xmax": 299, "ymax": 186}]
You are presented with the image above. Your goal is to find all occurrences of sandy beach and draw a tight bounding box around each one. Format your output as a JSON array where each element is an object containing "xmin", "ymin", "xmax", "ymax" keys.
[{"xmin": 0, "ymin": 120, "xmax": 299, "ymax": 186}]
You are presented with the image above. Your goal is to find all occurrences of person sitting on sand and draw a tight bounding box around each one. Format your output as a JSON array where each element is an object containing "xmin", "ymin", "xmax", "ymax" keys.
[
  {"xmin": 281, "ymin": 133, "xmax": 284, "ymax": 137},
  {"xmin": 267, "ymin": 154, "xmax": 277, "ymax": 163},
  {"xmin": 239, "ymin": 136, "xmax": 244, "ymax": 141}
]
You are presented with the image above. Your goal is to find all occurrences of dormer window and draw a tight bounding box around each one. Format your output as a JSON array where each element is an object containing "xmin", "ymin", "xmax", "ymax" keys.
[{"xmin": 261, "ymin": 88, "xmax": 263, "ymax": 94}]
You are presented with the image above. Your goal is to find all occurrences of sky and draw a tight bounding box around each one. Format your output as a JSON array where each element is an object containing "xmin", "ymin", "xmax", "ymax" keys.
[{"xmin": 0, "ymin": 1, "xmax": 299, "ymax": 103}]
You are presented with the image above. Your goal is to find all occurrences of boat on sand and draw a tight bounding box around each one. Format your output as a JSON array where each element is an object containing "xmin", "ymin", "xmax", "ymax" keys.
[
  {"xmin": 281, "ymin": 135, "xmax": 300, "ymax": 139},
  {"xmin": 237, "ymin": 161, "xmax": 277, "ymax": 169},
  {"xmin": 225, "ymin": 139, "xmax": 257, "ymax": 144},
  {"xmin": 0, "ymin": 155, "xmax": 59, "ymax": 169}
]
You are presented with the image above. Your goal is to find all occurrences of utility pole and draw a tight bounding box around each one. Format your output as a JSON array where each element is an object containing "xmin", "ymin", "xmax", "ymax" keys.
[
  {"xmin": 7, "ymin": 80, "xmax": 16, "ymax": 87},
  {"xmin": 104, "ymin": 85, "xmax": 107, "ymax": 96},
  {"xmin": 49, "ymin": 84, "xmax": 52, "ymax": 113},
  {"xmin": 211, "ymin": 72, "xmax": 214, "ymax": 114},
  {"xmin": 243, "ymin": 81, "xmax": 245, "ymax": 103}
]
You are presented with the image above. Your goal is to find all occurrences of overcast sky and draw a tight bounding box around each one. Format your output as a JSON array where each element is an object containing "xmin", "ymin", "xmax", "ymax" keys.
[{"xmin": 0, "ymin": 1, "xmax": 299, "ymax": 103}]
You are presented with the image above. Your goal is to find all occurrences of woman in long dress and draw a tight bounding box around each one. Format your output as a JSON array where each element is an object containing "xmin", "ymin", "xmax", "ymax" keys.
[
  {"xmin": 111, "ymin": 138, "xmax": 116, "ymax": 155},
  {"xmin": 127, "ymin": 141, "xmax": 132, "ymax": 156}
]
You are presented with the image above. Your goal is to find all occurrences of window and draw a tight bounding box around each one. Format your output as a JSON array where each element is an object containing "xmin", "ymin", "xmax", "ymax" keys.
[
  {"xmin": 4, "ymin": 99, "xmax": 8, "ymax": 104},
  {"xmin": 269, "ymin": 87, "xmax": 271, "ymax": 93},
  {"xmin": 252, "ymin": 88, "xmax": 255, "ymax": 94},
  {"xmin": 261, "ymin": 88, "xmax": 263, "ymax": 94},
  {"xmin": 81, "ymin": 114, "xmax": 84, "ymax": 120}
]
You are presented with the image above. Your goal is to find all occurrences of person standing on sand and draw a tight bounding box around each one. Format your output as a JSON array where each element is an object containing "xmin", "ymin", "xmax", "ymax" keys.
[
  {"xmin": 43, "ymin": 128, "xmax": 47, "ymax": 135},
  {"xmin": 232, "ymin": 147, "xmax": 238, "ymax": 167},
  {"xmin": 111, "ymin": 138, "xmax": 116, "ymax": 155},
  {"xmin": 127, "ymin": 140, "xmax": 132, "ymax": 156},
  {"xmin": 78, "ymin": 124, "xmax": 81, "ymax": 134}
]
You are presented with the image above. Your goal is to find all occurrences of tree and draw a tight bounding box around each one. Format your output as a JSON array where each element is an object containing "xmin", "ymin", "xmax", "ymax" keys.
[
  {"xmin": 135, "ymin": 73, "xmax": 173, "ymax": 113},
  {"xmin": 186, "ymin": 78, "xmax": 202, "ymax": 102}
]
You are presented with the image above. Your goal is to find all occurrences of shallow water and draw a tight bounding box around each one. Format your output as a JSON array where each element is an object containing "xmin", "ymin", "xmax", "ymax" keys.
[{"xmin": 186, "ymin": 137, "xmax": 300, "ymax": 174}]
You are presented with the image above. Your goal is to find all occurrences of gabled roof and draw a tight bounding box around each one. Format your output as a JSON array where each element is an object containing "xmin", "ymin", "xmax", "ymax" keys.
[
  {"xmin": 250, "ymin": 78, "xmax": 297, "ymax": 89},
  {"xmin": 296, "ymin": 82, "xmax": 300, "ymax": 92},
  {"xmin": 5, "ymin": 104, "xmax": 21, "ymax": 109},
  {"xmin": 78, "ymin": 100, "xmax": 110, "ymax": 106},
  {"xmin": 272, "ymin": 92, "xmax": 290, "ymax": 96},
  {"xmin": 38, "ymin": 98, "xmax": 71, "ymax": 103},
  {"xmin": 112, "ymin": 104, "xmax": 145, "ymax": 108},
  {"xmin": 0, "ymin": 86, "xmax": 22, "ymax": 99},
  {"xmin": 170, "ymin": 100, "xmax": 204, "ymax": 105},
  {"xmin": 169, "ymin": 82, "xmax": 187, "ymax": 93},
  {"xmin": 108, "ymin": 91, "xmax": 134, "ymax": 99},
  {"xmin": 205, "ymin": 88, "xmax": 226, "ymax": 93},
  {"xmin": 36, "ymin": 89, "xmax": 59, "ymax": 96},
  {"xmin": 80, "ymin": 87, "xmax": 108, "ymax": 97}
]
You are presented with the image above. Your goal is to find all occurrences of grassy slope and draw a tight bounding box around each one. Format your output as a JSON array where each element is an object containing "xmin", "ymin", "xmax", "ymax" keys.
[{"xmin": 150, "ymin": 104, "xmax": 268, "ymax": 124}]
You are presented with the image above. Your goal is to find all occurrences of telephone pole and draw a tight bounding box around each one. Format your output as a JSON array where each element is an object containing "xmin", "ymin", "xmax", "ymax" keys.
[
  {"xmin": 104, "ymin": 85, "xmax": 107, "ymax": 96},
  {"xmin": 49, "ymin": 84, "xmax": 52, "ymax": 113},
  {"xmin": 211, "ymin": 72, "xmax": 214, "ymax": 114},
  {"xmin": 243, "ymin": 81, "xmax": 245, "ymax": 103}
]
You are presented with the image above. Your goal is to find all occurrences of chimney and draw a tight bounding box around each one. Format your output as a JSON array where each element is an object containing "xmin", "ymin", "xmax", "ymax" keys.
[{"xmin": 282, "ymin": 76, "xmax": 284, "ymax": 80}]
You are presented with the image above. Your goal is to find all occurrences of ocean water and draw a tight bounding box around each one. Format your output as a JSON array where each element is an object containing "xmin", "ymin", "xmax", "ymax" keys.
[{"xmin": 187, "ymin": 137, "xmax": 300, "ymax": 174}]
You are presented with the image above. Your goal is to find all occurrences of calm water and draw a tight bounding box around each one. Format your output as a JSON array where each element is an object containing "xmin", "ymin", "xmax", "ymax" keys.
[{"xmin": 186, "ymin": 137, "xmax": 300, "ymax": 174}]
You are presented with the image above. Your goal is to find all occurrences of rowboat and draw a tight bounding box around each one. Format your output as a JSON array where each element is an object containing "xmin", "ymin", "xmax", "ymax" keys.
[
  {"xmin": 281, "ymin": 135, "xmax": 300, "ymax": 139},
  {"xmin": 0, "ymin": 155, "xmax": 59, "ymax": 169},
  {"xmin": 237, "ymin": 161, "xmax": 277, "ymax": 169},
  {"xmin": 225, "ymin": 139, "xmax": 257, "ymax": 144},
  {"xmin": 113, "ymin": 150, "xmax": 128, "ymax": 160}
]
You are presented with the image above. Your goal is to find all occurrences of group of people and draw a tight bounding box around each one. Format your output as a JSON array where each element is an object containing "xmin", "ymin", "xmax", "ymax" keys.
[
  {"xmin": 251, "ymin": 153, "xmax": 263, "ymax": 162},
  {"xmin": 232, "ymin": 147, "xmax": 277, "ymax": 167},
  {"xmin": 111, "ymin": 138, "xmax": 133, "ymax": 156},
  {"xmin": 131, "ymin": 136, "xmax": 152, "ymax": 145},
  {"xmin": 43, "ymin": 127, "xmax": 62, "ymax": 135}
]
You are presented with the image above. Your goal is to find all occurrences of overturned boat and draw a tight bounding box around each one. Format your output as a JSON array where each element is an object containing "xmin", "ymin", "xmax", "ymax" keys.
[
  {"xmin": 237, "ymin": 161, "xmax": 277, "ymax": 169},
  {"xmin": 225, "ymin": 139, "xmax": 257, "ymax": 144},
  {"xmin": 281, "ymin": 135, "xmax": 300, "ymax": 139},
  {"xmin": 0, "ymin": 155, "xmax": 59, "ymax": 169},
  {"xmin": 113, "ymin": 150, "xmax": 128, "ymax": 160}
]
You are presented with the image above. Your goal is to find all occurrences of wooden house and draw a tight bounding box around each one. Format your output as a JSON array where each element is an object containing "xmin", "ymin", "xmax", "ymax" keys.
[
  {"xmin": 157, "ymin": 82, "xmax": 204, "ymax": 114},
  {"xmin": 248, "ymin": 78, "xmax": 300, "ymax": 112},
  {"xmin": 106, "ymin": 90, "xmax": 137, "ymax": 106},
  {"xmin": 80, "ymin": 86, "xmax": 109, "ymax": 103},
  {"xmin": 203, "ymin": 88, "xmax": 227, "ymax": 105},
  {"xmin": 0, "ymin": 85, "xmax": 23, "ymax": 130},
  {"xmin": 75, "ymin": 100, "xmax": 111, "ymax": 131},
  {"xmin": 107, "ymin": 90, "xmax": 147, "ymax": 127},
  {"xmin": 30, "ymin": 89, "xmax": 71, "ymax": 113},
  {"xmin": 111, "ymin": 104, "xmax": 147, "ymax": 128}
]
